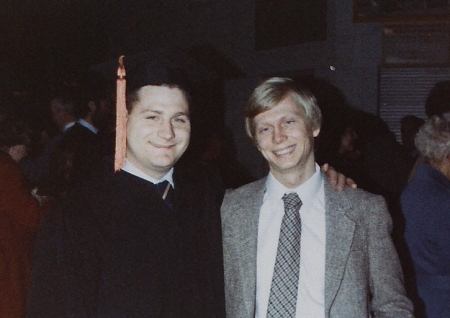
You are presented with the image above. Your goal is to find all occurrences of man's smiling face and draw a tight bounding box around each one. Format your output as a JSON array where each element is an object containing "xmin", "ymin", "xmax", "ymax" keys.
[
  {"xmin": 253, "ymin": 95, "xmax": 319, "ymax": 185},
  {"xmin": 126, "ymin": 85, "xmax": 191, "ymax": 179}
]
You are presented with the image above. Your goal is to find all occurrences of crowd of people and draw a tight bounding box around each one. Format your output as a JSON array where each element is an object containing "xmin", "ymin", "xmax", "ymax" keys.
[{"xmin": 1, "ymin": 57, "xmax": 449, "ymax": 317}]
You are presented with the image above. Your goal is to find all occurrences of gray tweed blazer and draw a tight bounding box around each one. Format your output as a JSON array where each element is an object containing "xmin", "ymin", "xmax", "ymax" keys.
[{"xmin": 221, "ymin": 174, "xmax": 414, "ymax": 318}]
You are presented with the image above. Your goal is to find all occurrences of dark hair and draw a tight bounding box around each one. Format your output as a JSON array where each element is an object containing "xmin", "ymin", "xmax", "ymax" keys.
[
  {"xmin": 126, "ymin": 84, "xmax": 190, "ymax": 113},
  {"xmin": 51, "ymin": 87, "xmax": 80, "ymax": 118},
  {"xmin": 401, "ymin": 115, "xmax": 425, "ymax": 127},
  {"xmin": 425, "ymin": 81, "xmax": 450, "ymax": 118},
  {"xmin": 0, "ymin": 117, "xmax": 32, "ymax": 148},
  {"xmin": 125, "ymin": 58, "xmax": 191, "ymax": 112},
  {"xmin": 76, "ymin": 71, "xmax": 111, "ymax": 119}
]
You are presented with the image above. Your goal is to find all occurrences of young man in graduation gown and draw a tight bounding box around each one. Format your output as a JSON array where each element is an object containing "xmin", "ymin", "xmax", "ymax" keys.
[{"xmin": 27, "ymin": 59, "xmax": 226, "ymax": 317}]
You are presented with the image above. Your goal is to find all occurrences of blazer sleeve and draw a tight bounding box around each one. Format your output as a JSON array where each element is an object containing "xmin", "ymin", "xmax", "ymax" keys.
[{"xmin": 364, "ymin": 195, "xmax": 414, "ymax": 317}]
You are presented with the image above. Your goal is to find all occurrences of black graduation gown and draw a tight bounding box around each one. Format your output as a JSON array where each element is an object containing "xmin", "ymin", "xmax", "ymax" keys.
[
  {"xmin": 27, "ymin": 162, "xmax": 225, "ymax": 317},
  {"xmin": 59, "ymin": 123, "xmax": 103, "ymax": 187}
]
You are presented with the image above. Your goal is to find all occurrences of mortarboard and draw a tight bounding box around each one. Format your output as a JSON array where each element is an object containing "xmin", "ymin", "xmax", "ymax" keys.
[{"xmin": 126, "ymin": 57, "xmax": 190, "ymax": 94}]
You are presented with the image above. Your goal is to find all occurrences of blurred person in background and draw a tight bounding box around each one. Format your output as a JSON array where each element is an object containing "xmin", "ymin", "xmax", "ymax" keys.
[
  {"xmin": 0, "ymin": 115, "xmax": 49, "ymax": 317},
  {"xmin": 401, "ymin": 112, "xmax": 450, "ymax": 318},
  {"xmin": 425, "ymin": 80, "xmax": 450, "ymax": 118},
  {"xmin": 35, "ymin": 101, "xmax": 92, "ymax": 198},
  {"xmin": 37, "ymin": 73, "xmax": 112, "ymax": 199},
  {"xmin": 19, "ymin": 88, "xmax": 79, "ymax": 186}
]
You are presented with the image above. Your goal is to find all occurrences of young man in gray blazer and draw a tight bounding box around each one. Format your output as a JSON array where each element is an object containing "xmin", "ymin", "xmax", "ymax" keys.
[{"xmin": 221, "ymin": 77, "xmax": 414, "ymax": 318}]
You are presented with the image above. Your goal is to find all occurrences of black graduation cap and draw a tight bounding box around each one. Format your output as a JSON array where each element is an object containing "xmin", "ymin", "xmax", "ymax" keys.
[
  {"xmin": 126, "ymin": 57, "xmax": 191, "ymax": 95},
  {"xmin": 91, "ymin": 47, "xmax": 217, "ymax": 90}
]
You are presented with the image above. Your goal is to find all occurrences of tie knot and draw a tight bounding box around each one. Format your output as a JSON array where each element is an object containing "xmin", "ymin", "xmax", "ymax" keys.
[{"xmin": 282, "ymin": 192, "xmax": 302, "ymax": 211}]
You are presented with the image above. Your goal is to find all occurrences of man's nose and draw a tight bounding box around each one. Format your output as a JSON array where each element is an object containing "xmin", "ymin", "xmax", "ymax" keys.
[
  {"xmin": 158, "ymin": 120, "xmax": 175, "ymax": 139},
  {"xmin": 272, "ymin": 126, "xmax": 286, "ymax": 143}
]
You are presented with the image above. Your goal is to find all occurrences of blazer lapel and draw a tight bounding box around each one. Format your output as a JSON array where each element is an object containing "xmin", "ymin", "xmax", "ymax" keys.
[
  {"xmin": 323, "ymin": 181, "xmax": 356, "ymax": 314},
  {"xmin": 241, "ymin": 180, "xmax": 266, "ymax": 317},
  {"xmin": 227, "ymin": 178, "xmax": 266, "ymax": 317}
]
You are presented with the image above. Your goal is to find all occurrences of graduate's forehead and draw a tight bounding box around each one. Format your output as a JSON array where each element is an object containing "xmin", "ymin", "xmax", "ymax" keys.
[
  {"xmin": 129, "ymin": 85, "xmax": 190, "ymax": 114},
  {"xmin": 138, "ymin": 85, "xmax": 188, "ymax": 105}
]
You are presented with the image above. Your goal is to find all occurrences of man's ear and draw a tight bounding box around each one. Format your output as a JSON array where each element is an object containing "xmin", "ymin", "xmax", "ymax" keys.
[{"xmin": 313, "ymin": 127, "xmax": 321, "ymax": 137}]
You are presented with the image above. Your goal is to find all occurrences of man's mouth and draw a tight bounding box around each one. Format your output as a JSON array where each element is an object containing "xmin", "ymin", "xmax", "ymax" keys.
[
  {"xmin": 274, "ymin": 145, "xmax": 295, "ymax": 156},
  {"xmin": 150, "ymin": 142, "xmax": 175, "ymax": 149}
]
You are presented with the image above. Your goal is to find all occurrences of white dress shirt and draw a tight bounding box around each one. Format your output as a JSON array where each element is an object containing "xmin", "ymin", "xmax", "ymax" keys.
[
  {"xmin": 256, "ymin": 163, "xmax": 326, "ymax": 318},
  {"xmin": 121, "ymin": 159, "xmax": 174, "ymax": 188},
  {"xmin": 78, "ymin": 119, "xmax": 98, "ymax": 134},
  {"xmin": 62, "ymin": 121, "xmax": 76, "ymax": 133}
]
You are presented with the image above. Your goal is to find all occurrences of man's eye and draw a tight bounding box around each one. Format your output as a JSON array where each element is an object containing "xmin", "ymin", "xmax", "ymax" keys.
[
  {"xmin": 146, "ymin": 116, "xmax": 157, "ymax": 120},
  {"xmin": 259, "ymin": 127, "xmax": 270, "ymax": 133},
  {"xmin": 286, "ymin": 120, "xmax": 295, "ymax": 125},
  {"xmin": 174, "ymin": 117, "xmax": 188, "ymax": 124}
]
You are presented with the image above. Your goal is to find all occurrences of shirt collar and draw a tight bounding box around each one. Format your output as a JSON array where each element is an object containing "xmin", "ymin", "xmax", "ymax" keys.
[
  {"xmin": 63, "ymin": 121, "xmax": 76, "ymax": 132},
  {"xmin": 265, "ymin": 163, "xmax": 322, "ymax": 205},
  {"xmin": 121, "ymin": 159, "xmax": 175, "ymax": 188},
  {"xmin": 78, "ymin": 119, "xmax": 98, "ymax": 134}
]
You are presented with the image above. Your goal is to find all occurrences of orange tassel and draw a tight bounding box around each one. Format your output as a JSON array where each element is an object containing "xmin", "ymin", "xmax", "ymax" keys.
[{"xmin": 114, "ymin": 55, "xmax": 127, "ymax": 172}]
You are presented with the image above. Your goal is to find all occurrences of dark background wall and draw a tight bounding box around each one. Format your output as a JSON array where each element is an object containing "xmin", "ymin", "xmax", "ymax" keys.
[{"xmin": 0, "ymin": 0, "xmax": 431, "ymax": 179}]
